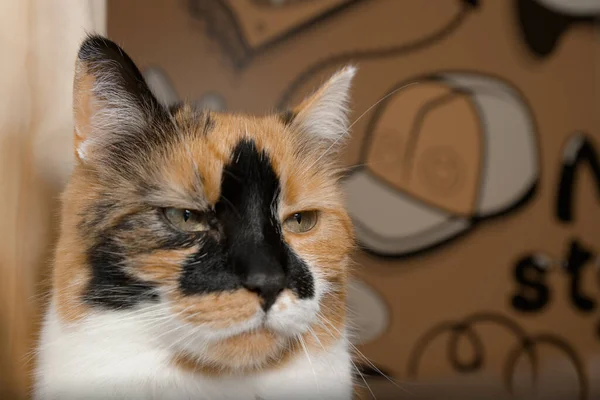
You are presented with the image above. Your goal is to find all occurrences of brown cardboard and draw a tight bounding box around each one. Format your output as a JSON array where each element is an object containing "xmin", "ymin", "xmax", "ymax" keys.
[{"xmin": 108, "ymin": 0, "xmax": 600, "ymax": 398}]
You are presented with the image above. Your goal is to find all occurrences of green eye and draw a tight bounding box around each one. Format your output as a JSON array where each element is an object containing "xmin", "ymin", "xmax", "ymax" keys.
[
  {"xmin": 163, "ymin": 208, "xmax": 209, "ymax": 232},
  {"xmin": 283, "ymin": 211, "xmax": 319, "ymax": 234}
]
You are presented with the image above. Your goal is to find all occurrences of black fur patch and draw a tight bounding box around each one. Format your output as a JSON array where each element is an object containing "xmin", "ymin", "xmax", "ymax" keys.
[
  {"xmin": 179, "ymin": 139, "xmax": 314, "ymax": 309},
  {"xmin": 85, "ymin": 236, "xmax": 158, "ymax": 309},
  {"xmin": 83, "ymin": 209, "xmax": 200, "ymax": 309},
  {"xmin": 79, "ymin": 35, "xmax": 158, "ymax": 111}
]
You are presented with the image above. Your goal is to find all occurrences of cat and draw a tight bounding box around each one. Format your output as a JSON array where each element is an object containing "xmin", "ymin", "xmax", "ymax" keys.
[{"xmin": 34, "ymin": 35, "xmax": 357, "ymax": 400}]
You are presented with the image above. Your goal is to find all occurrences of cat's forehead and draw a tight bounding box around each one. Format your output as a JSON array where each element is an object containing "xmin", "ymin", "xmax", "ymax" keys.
[
  {"xmin": 154, "ymin": 106, "xmax": 329, "ymax": 208},
  {"xmin": 179, "ymin": 109, "xmax": 292, "ymax": 156}
]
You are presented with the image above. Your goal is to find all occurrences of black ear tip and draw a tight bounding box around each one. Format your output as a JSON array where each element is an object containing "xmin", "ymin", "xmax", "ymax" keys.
[
  {"xmin": 78, "ymin": 34, "xmax": 125, "ymax": 63},
  {"xmin": 75, "ymin": 34, "xmax": 158, "ymax": 106}
]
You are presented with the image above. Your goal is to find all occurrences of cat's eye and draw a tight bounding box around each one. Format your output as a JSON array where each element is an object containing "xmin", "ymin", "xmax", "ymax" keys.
[
  {"xmin": 283, "ymin": 210, "xmax": 319, "ymax": 234},
  {"xmin": 163, "ymin": 208, "xmax": 210, "ymax": 232}
]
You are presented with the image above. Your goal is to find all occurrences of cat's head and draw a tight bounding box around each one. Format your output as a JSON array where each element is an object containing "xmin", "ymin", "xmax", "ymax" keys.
[{"xmin": 53, "ymin": 35, "xmax": 356, "ymax": 372}]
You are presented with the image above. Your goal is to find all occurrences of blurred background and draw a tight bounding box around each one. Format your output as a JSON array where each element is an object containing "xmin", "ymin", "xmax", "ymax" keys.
[{"xmin": 1, "ymin": 0, "xmax": 598, "ymax": 399}]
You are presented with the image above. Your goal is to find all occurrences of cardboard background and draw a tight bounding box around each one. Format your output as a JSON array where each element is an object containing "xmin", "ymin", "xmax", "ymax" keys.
[{"xmin": 108, "ymin": 0, "xmax": 599, "ymax": 398}]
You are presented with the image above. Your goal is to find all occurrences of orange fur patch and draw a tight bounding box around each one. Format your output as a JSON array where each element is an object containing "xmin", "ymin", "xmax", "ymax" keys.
[
  {"xmin": 131, "ymin": 247, "xmax": 197, "ymax": 284},
  {"xmin": 173, "ymin": 329, "xmax": 293, "ymax": 375},
  {"xmin": 72, "ymin": 64, "xmax": 96, "ymax": 160},
  {"xmin": 169, "ymin": 290, "xmax": 261, "ymax": 329}
]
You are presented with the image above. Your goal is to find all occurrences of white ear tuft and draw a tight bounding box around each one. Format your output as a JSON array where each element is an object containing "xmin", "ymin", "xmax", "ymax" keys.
[{"xmin": 293, "ymin": 66, "xmax": 357, "ymax": 145}]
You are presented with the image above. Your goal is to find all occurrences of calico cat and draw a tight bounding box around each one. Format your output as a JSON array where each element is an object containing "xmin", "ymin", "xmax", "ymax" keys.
[{"xmin": 34, "ymin": 35, "xmax": 357, "ymax": 400}]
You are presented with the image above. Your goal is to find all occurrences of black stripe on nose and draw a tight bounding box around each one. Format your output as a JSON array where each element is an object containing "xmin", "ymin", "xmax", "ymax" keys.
[{"xmin": 179, "ymin": 139, "xmax": 315, "ymax": 303}]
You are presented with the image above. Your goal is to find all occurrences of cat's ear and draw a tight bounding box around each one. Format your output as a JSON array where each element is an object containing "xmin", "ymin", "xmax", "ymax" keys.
[
  {"xmin": 290, "ymin": 66, "xmax": 356, "ymax": 152},
  {"xmin": 73, "ymin": 35, "xmax": 160, "ymax": 162}
]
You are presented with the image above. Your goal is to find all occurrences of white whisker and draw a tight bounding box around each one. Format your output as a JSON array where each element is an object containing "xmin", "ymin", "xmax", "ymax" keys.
[{"xmin": 306, "ymin": 81, "xmax": 420, "ymax": 171}]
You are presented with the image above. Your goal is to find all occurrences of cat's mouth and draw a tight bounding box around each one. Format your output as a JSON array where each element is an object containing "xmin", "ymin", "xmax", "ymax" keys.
[
  {"xmin": 229, "ymin": 290, "xmax": 319, "ymax": 338},
  {"xmin": 173, "ymin": 327, "xmax": 295, "ymax": 373},
  {"xmin": 166, "ymin": 288, "xmax": 320, "ymax": 349}
]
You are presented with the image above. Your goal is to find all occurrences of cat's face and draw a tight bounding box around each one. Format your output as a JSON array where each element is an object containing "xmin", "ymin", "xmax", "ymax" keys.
[{"xmin": 53, "ymin": 36, "xmax": 355, "ymax": 372}]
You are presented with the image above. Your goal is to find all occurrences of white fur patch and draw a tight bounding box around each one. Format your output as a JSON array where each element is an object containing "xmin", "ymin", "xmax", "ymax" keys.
[
  {"xmin": 35, "ymin": 299, "xmax": 352, "ymax": 400},
  {"xmin": 294, "ymin": 66, "xmax": 357, "ymax": 146}
]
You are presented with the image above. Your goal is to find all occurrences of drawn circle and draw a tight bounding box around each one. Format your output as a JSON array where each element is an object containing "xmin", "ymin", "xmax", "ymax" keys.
[
  {"xmin": 417, "ymin": 145, "xmax": 465, "ymax": 195},
  {"xmin": 447, "ymin": 324, "xmax": 484, "ymax": 372},
  {"xmin": 407, "ymin": 313, "xmax": 586, "ymax": 399}
]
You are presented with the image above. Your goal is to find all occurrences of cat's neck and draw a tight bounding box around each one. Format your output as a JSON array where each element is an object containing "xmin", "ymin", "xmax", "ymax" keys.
[{"xmin": 34, "ymin": 301, "xmax": 354, "ymax": 400}]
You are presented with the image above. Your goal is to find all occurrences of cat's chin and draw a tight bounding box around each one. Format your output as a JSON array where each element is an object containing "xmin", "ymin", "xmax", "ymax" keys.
[
  {"xmin": 172, "ymin": 328, "xmax": 295, "ymax": 373},
  {"xmin": 166, "ymin": 292, "xmax": 321, "ymax": 370}
]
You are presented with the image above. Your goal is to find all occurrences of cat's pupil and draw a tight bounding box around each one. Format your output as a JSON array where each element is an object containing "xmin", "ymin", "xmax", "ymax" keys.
[
  {"xmin": 183, "ymin": 209, "xmax": 191, "ymax": 222},
  {"xmin": 294, "ymin": 213, "xmax": 302, "ymax": 224}
]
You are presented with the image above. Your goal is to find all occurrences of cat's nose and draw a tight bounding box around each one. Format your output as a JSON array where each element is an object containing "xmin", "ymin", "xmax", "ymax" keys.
[{"xmin": 243, "ymin": 270, "xmax": 286, "ymax": 312}]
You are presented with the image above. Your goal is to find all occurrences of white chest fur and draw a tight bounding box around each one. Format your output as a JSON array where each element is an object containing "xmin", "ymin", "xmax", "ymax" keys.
[{"xmin": 34, "ymin": 303, "xmax": 354, "ymax": 400}]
